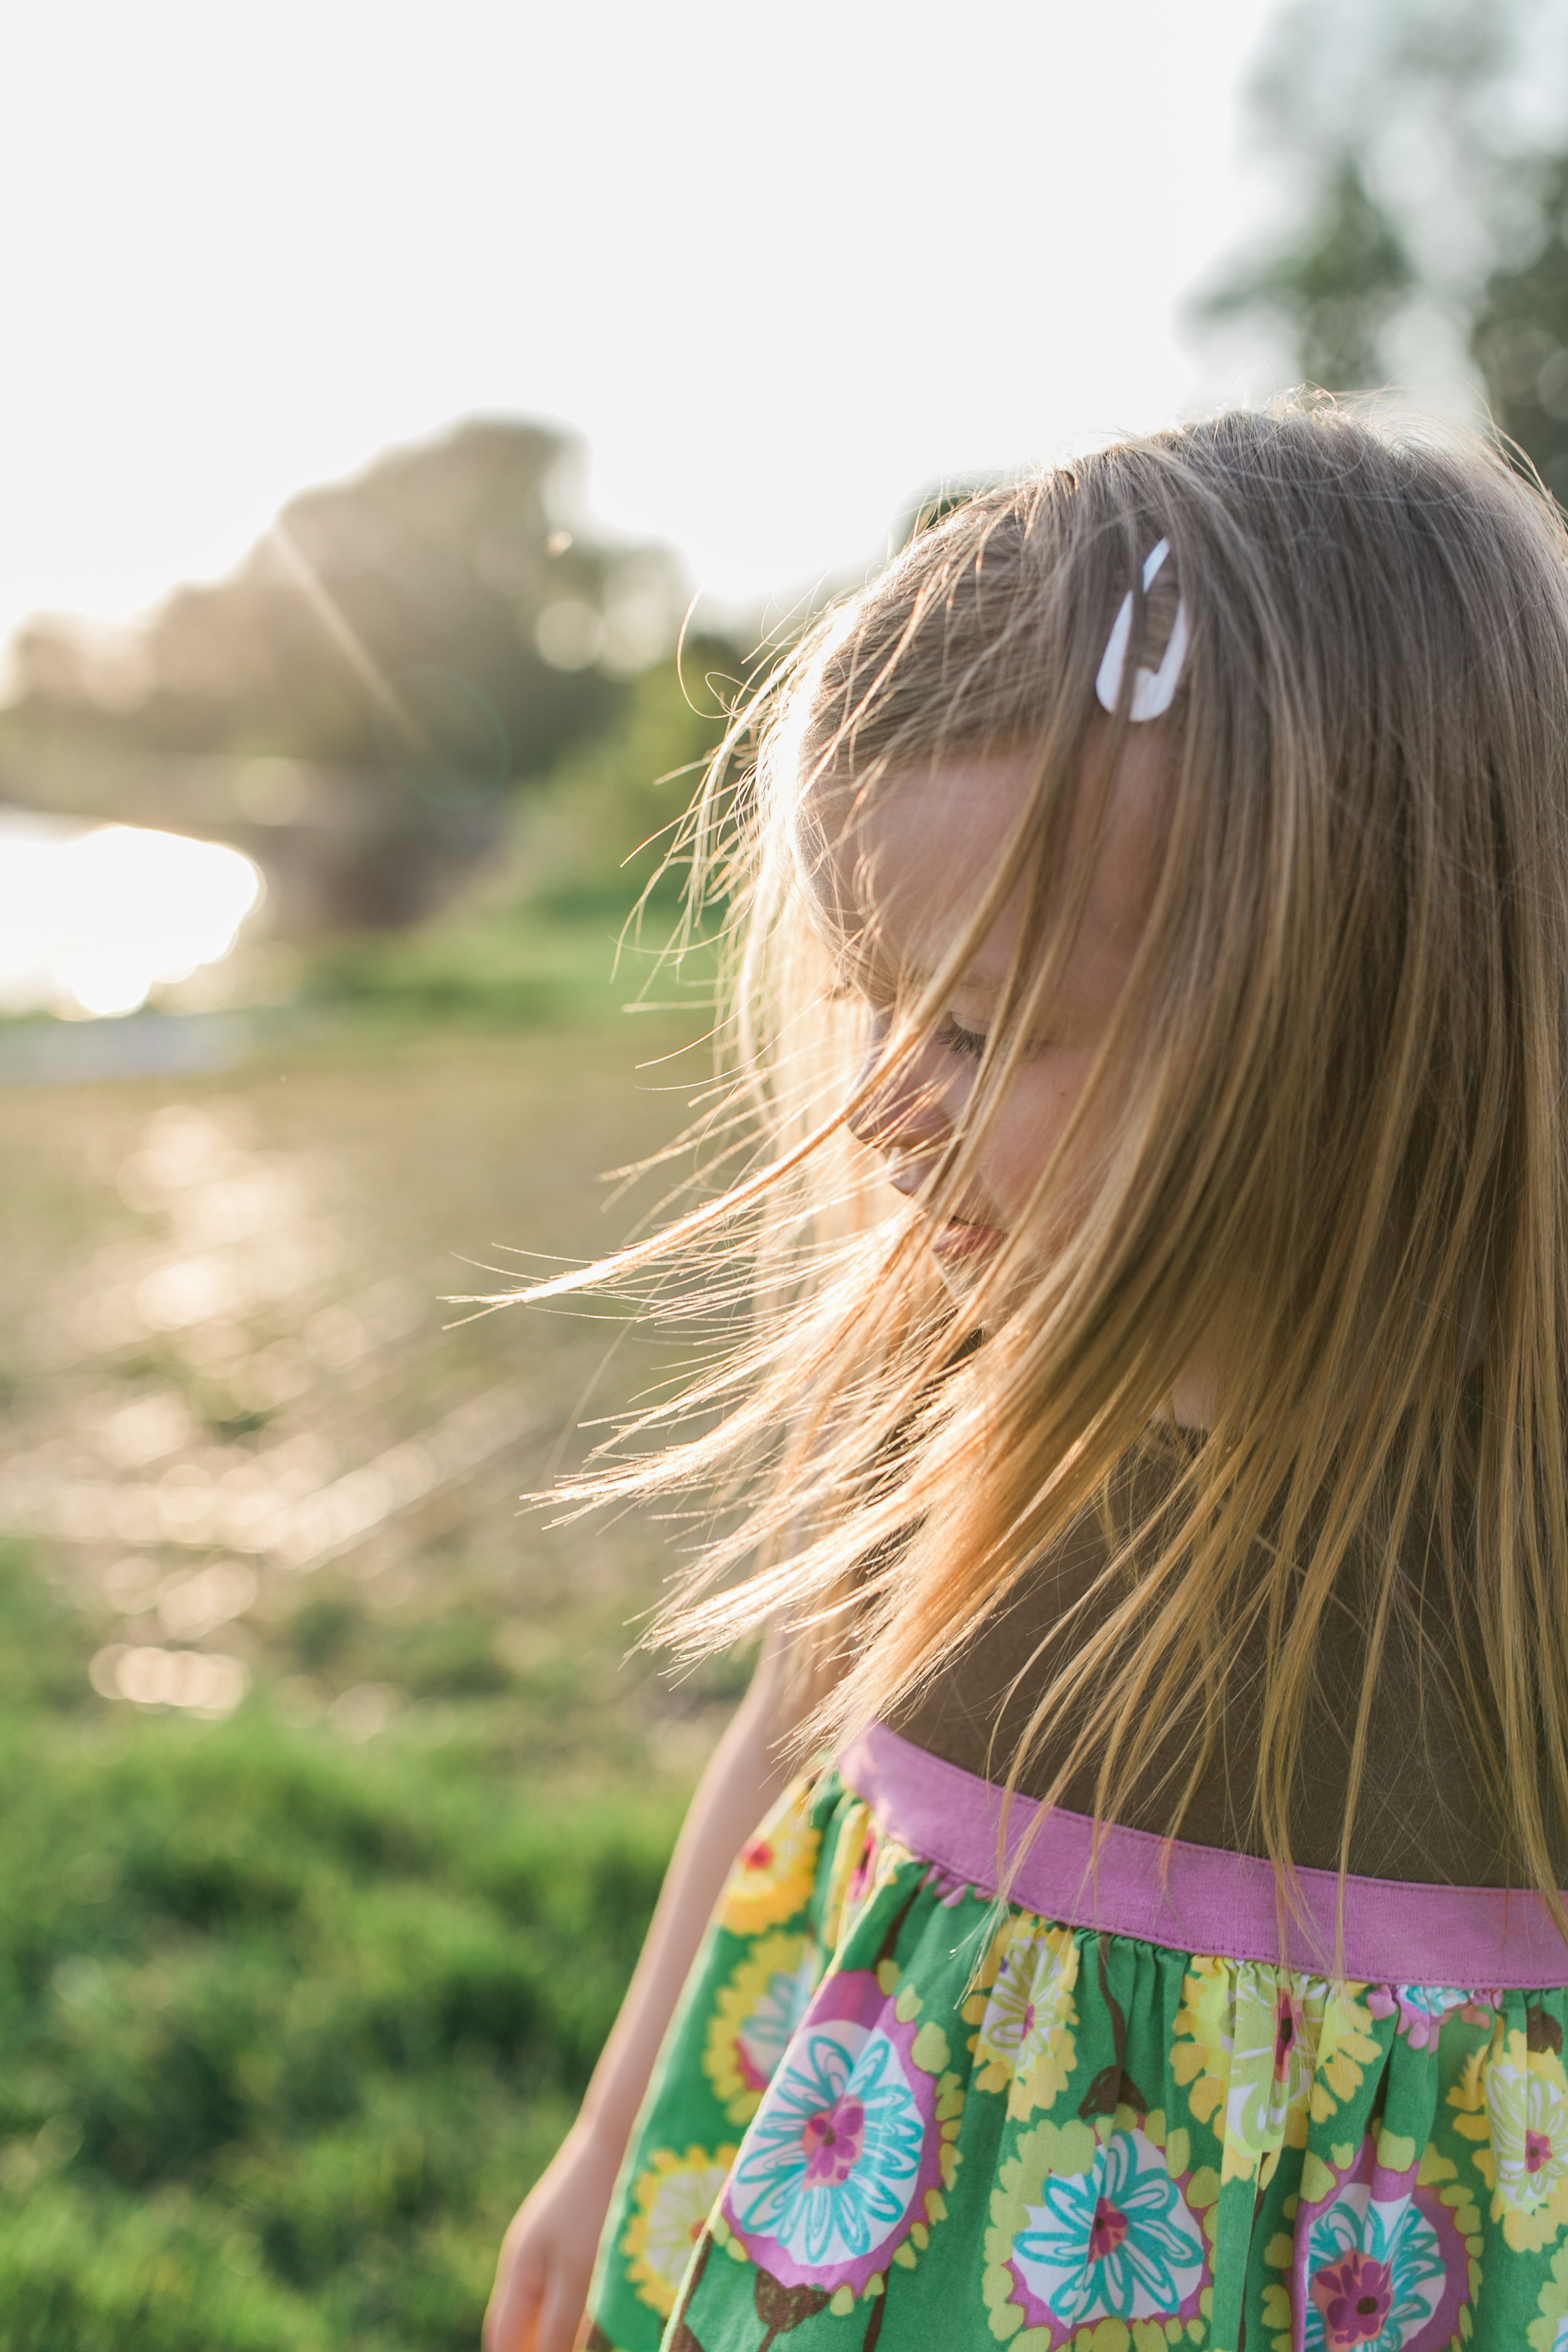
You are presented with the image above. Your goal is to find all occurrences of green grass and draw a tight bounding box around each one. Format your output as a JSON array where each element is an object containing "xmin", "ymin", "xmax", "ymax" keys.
[
  {"xmin": 0, "ymin": 1544, "xmax": 687, "ymax": 2349},
  {"xmin": 299, "ymin": 903, "xmax": 664, "ymax": 1028}
]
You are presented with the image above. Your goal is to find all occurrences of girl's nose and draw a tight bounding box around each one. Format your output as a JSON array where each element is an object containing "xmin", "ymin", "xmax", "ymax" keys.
[{"xmin": 846, "ymin": 1032, "xmax": 950, "ymax": 1156}]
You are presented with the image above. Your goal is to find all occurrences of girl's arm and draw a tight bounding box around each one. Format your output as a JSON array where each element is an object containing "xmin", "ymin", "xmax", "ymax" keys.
[{"xmin": 483, "ymin": 1626, "xmax": 807, "ymax": 2352}]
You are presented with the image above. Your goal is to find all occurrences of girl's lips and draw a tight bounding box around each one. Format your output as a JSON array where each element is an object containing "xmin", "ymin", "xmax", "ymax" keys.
[
  {"xmin": 884, "ymin": 1171, "xmax": 1007, "ymax": 1261},
  {"xmin": 929, "ymin": 1217, "xmax": 1006, "ymax": 1262}
]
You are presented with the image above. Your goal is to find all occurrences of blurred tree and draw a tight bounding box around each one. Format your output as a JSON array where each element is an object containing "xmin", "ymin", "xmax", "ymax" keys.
[
  {"xmin": 295, "ymin": 640, "xmax": 750, "ymax": 1019},
  {"xmin": 1200, "ymin": 159, "xmax": 1417, "ymax": 394},
  {"xmin": 6, "ymin": 420, "xmax": 684, "ymax": 788},
  {"xmin": 522, "ymin": 633, "xmax": 744, "ymax": 916},
  {"xmin": 0, "ymin": 420, "xmax": 702, "ymax": 930},
  {"xmin": 1192, "ymin": 0, "xmax": 1568, "ymax": 487},
  {"xmin": 1470, "ymin": 149, "xmax": 1568, "ymax": 499}
]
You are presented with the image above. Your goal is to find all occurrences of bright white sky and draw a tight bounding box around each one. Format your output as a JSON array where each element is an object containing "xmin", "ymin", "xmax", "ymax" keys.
[{"xmin": 1, "ymin": 0, "xmax": 1288, "ymax": 648}]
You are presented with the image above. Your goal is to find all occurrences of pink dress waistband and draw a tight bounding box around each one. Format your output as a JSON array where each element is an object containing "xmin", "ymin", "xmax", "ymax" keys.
[{"xmin": 837, "ymin": 1719, "xmax": 1568, "ymax": 1988}]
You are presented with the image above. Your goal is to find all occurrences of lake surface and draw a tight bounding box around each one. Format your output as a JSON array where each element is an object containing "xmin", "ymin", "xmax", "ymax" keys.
[{"xmin": 0, "ymin": 1015, "xmax": 729, "ymax": 1778}]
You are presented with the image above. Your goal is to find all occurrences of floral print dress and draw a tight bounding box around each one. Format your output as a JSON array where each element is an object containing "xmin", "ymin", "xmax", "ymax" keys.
[{"xmin": 585, "ymin": 1722, "xmax": 1568, "ymax": 2352}]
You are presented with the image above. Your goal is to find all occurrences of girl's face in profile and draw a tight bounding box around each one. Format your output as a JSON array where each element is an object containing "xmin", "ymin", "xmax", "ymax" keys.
[{"xmin": 802, "ymin": 732, "xmax": 1169, "ymax": 1288}]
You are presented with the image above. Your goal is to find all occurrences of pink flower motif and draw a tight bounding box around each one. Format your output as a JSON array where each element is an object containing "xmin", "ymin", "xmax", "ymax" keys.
[
  {"xmin": 1296, "ymin": 2135, "xmax": 1466, "ymax": 2352},
  {"xmin": 1087, "ymin": 2197, "xmax": 1128, "ymax": 2264},
  {"xmin": 735, "ymin": 2042, "xmax": 771, "ymax": 2094},
  {"xmin": 802, "ymin": 2096, "xmax": 866, "ymax": 2187},
  {"xmin": 1310, "ymin": 2249, "xmax": 1394, "ymax": 2347},
  {"xmin": 1527, "ymin": 2126, "xmax": 1554, "ymax": 2176}
]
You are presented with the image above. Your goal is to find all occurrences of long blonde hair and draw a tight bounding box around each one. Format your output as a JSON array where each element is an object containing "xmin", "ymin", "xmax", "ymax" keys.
[{"xmin": 517, "ymin": 396, "xmax": 1568, "ymax": 1926}]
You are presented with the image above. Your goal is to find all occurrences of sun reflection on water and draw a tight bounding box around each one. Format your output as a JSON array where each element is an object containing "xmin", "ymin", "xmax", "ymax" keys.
[
  {"xmin": 0, "ymin": 1096, "xmax": 546, "ymax": 1719},
  {"xmin": 0, "ymin": 811, "xmax": 262, "ymax": 1019}
]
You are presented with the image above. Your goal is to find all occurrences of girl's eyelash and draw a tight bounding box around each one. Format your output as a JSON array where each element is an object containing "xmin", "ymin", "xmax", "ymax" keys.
[
  {"xmin": 941, "ymin": 1016, "xmax": 988, "ymax": 1061},
  {"xmin": 828, "ymin": 986, "xmax": 999, "ymax": 1059}
]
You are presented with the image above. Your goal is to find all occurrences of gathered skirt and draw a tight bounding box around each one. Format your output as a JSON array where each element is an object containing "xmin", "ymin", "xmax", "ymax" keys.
[{"xmin": 586, "ymin": 1721, "xmax": 1568, "ymax": 2352}]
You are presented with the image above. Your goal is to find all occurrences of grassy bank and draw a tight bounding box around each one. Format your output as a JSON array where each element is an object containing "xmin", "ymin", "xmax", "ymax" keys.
[{"xmin": 0, "ymin": 1542, "xmax": 686, "ymax": 2350}]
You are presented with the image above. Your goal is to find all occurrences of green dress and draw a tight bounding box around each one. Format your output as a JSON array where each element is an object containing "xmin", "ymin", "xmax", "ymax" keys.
[{"xmin": 585, "ymin": 1722, "xmax": 1568, "ymax": 2352}]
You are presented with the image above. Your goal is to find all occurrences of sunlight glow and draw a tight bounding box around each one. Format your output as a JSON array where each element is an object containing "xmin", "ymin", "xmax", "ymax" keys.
[
  {"xmin": 0, "ymin": 1, "xmax": 1279, "ymax": 646},
  {"xmin": 0, "ymin": 813, "xmax": 263, "ymax": 1020}
]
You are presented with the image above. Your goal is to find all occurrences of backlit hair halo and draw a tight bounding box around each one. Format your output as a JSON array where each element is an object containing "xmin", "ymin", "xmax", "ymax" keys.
[{"xmin": 1095, "ymin": 538, "xmax": 1189, "ymax": 720}]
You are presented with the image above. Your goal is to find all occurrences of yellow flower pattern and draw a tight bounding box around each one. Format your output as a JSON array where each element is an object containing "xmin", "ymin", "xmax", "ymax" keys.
[
  {"xmin": 1171, "ymin": 1953, "xmax": 1235, "ymax": 2135},
  {"xmin": 1170, "ymin": 1961, "xmax": 1382, "ymax": 2188},
  {"xmin": 967, "ymin": 1914, "xmax": 1079, "ymax": 2115},
  {"xmin": 622, "ymin": 2143, "xmax": 738, "ymax": 2318},
  {"xmin": 701, "ymin": 1930, "xmax": 815, "ymax": 2122},
  {"xmin": 716, "ymin": 1777, "xmax": 820, "ymax": 1936},
  {"xmin": 1455, "ymin": 2016, "xmax": 1568, "ymax": 2253}
]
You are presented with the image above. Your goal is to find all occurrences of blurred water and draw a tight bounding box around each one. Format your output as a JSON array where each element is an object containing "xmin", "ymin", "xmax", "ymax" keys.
[
  {"xmin": 0, "ymin": 1027, "xmax": 713, "ymax": 1771},
  {"xmin": 0, "ymin": 1009, "xmax": 256, "ymax": 1088}
]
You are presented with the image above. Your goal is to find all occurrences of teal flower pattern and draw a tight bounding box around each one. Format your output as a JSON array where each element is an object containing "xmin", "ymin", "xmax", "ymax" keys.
[
  {"xmin": 1296, "ymin": 2139, "xmax": 1469, "ymax": 2351},
  {"xmin": 1010, "ymin": 2125, "xmax": 1207, "ymax": 2333},
  {"xmin": 722, "ymin": 1967, "xmax": 943, "ymax": 2294}
]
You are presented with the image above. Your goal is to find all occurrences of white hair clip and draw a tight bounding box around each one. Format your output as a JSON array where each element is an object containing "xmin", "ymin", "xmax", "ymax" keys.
[{"xmin": 1094, "ymin": 537, "xmax": 1189, "ymax": 721}]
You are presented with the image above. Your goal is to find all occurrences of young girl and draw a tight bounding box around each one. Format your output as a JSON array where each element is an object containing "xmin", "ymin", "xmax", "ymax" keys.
[{"xmin": 486, "ymin": 400, "xmax": 1568, "ymax": 2352}]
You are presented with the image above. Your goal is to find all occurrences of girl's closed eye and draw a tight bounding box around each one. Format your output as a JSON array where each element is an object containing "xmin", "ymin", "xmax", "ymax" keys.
[
  {"xmin": 940, "ymin": 1014, "xmax": 989, "ymax": 1061},
  {"xmin": 940, "ymin": 1014, "xmax": 1058, "ymax": 1062}
]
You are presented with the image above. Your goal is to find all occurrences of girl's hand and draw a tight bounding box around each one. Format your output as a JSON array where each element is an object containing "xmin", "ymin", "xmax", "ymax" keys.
[{"xmin": 483, "ymin": 2121, "xmax": 623, "ymax": 2352}]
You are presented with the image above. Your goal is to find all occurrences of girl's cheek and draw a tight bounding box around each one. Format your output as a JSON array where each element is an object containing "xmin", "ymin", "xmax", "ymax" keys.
[{"xmin": 1010, "ymin": 1066, "xmax": 1094, "ymax": 1182}]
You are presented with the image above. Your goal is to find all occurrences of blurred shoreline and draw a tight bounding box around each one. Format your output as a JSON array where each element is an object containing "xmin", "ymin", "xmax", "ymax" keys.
[{"xmin": 0, "ymin": 1007, "xmax": 260, "ymax": 1089}]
